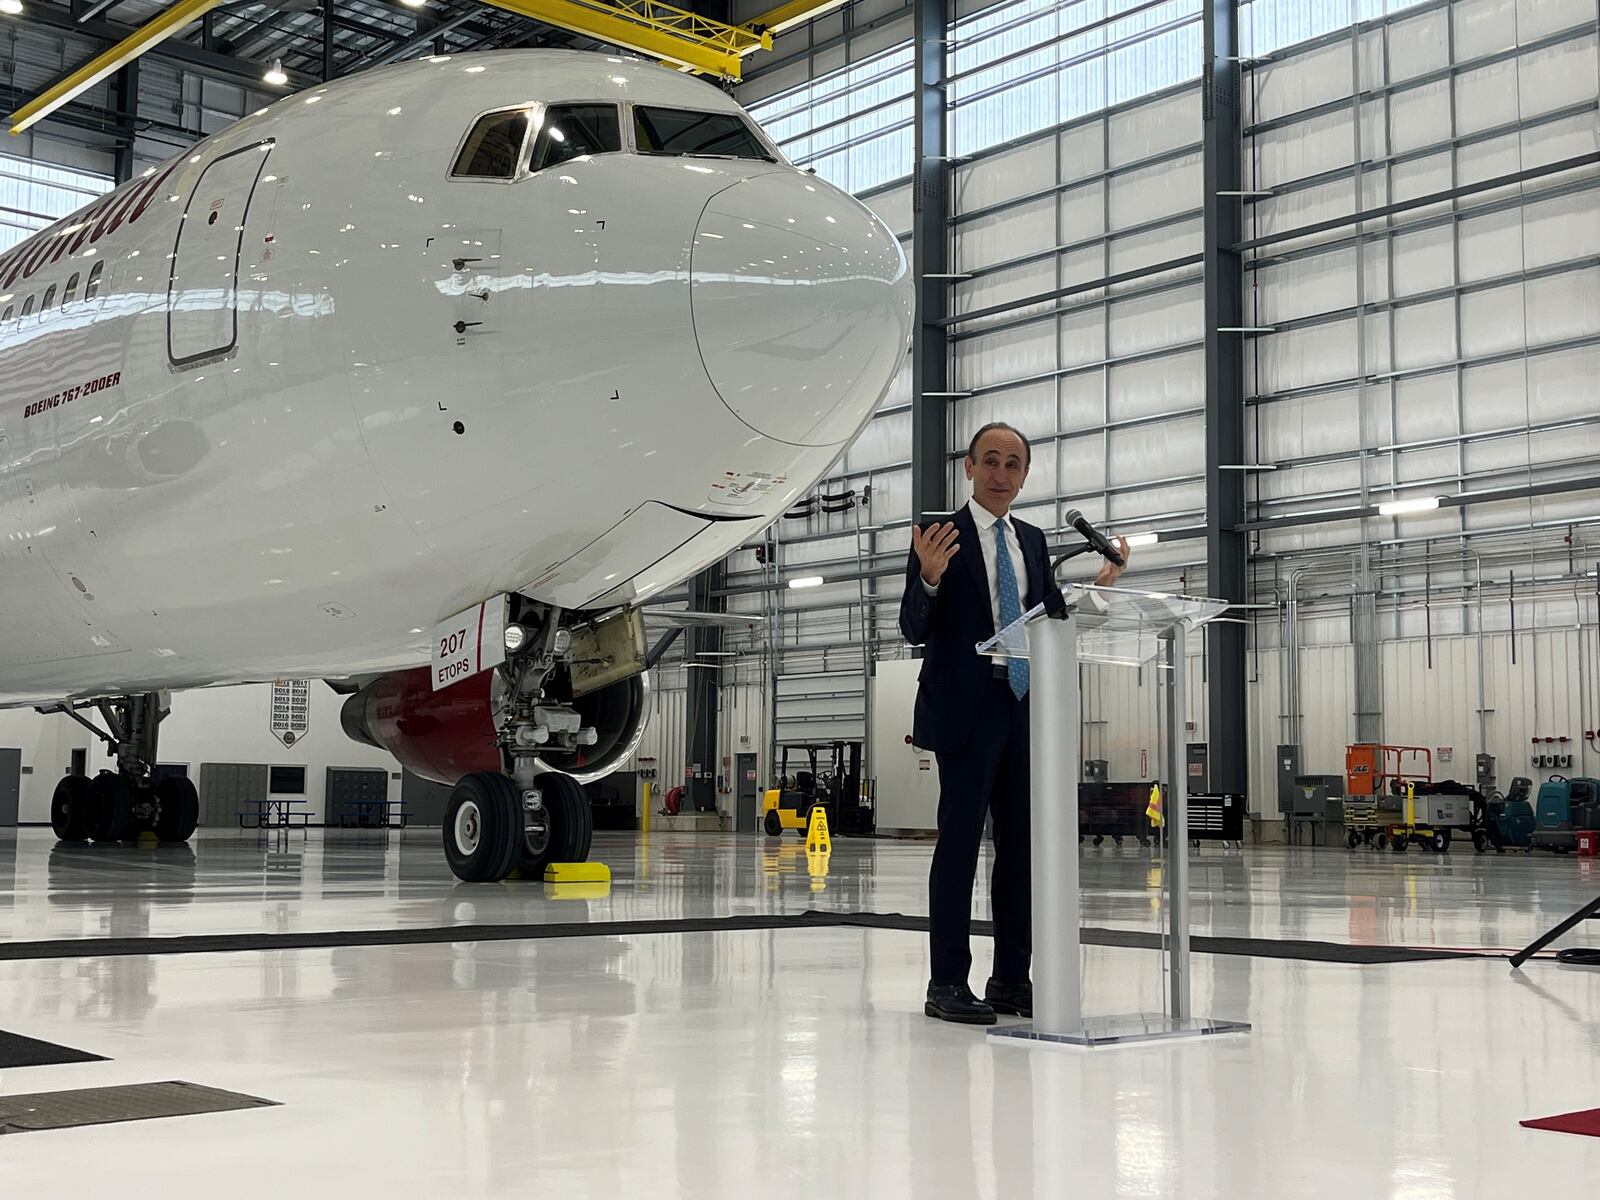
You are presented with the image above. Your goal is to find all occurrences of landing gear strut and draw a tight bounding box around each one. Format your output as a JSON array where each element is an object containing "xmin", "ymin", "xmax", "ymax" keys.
[
  {"xmin": 442, "ymin": 603, "xmax": 596, "ymax": 883},
  {"xmin": 40, "ymin": 691, "xmax": 198, "ymax": 845}
]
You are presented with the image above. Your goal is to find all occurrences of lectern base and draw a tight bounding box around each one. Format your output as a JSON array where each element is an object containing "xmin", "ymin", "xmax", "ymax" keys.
[{"xmin": 988, "ymin": 1012, "xmax": 1250, "ymax": 1049}]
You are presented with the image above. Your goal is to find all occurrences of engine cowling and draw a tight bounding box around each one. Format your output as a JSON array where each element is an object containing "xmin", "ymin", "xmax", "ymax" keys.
[{"xmin": 340, "ymin": 665, "xmax": 651, "ymax": 786}]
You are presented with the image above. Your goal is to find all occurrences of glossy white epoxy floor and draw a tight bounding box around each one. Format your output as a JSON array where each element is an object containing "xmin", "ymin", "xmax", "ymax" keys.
[
  {"xmin": 2, "ymin": 829, "xmax": 1599, "ymax": 1197},
  {"xmin": 4, "ymin": 828, "xmax": 1599, "ymax": 950}
]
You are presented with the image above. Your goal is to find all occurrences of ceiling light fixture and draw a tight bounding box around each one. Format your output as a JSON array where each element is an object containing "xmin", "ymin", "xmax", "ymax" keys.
[
  {"xmin": 0, "ymin": 1, "xmax": 24, "ymax": 16},
  {"xmin": 263, "ymin": 58, "xmax": 288, "ymax": 86},
  {"xmin": 1377, "ymin": 495, "xmax": 1442, "ymax": 517},
  {"xmin": 788, "ymin": 576, "xmax": 825, "ymax": 589},
  {"xmin": 1122, "ymin": 532, "xmax": 1160, "ymax": 548}
]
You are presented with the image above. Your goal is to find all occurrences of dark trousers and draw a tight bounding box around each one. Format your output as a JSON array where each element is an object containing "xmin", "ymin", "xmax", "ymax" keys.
[{"xmin": 929, "ymin": 675, "xmax": 1032, "ymax": 987}]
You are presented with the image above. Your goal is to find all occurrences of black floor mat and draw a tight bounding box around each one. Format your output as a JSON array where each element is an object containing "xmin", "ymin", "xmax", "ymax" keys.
[
  {"xmin": 0, "ymin": 910, "xmax": 1483, "ymax": 965},
  {"xmin": 0, "ymin": 1030, "xmax": 107, "ymax": 1069},
  {"xmin": 0, "ymin": 1081, "xmax": 275, "ymax": 1135},
  {"xmin": 826, "ymin": 913, "xmax": 1469, "ymax": 964}
]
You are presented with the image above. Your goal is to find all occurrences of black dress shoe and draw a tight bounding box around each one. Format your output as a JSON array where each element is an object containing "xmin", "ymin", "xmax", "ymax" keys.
[
  {"xmin": 925, "ymin": 984, "xmax": 997, "ymax": 1025},
  {"xmin": 985, "ymin": 978, "xmax": 1032, "ymax": 1018}
]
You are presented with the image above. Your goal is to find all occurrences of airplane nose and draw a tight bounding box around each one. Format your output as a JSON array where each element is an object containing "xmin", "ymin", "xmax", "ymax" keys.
[{"xmin": 691, "ymin": 172, "xmax": 912, "ymax": 447}]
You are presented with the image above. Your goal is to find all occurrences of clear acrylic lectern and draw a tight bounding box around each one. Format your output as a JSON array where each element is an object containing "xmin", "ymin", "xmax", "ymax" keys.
[{"xmin": 977, "ymin": 583, "xmax": 1251, "ymax": 1049}]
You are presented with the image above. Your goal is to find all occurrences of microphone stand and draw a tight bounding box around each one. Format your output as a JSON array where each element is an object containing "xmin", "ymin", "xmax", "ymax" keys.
[{"xmin": 1044, "ymin": 542, "xmax": 1116, "ymax": 619}]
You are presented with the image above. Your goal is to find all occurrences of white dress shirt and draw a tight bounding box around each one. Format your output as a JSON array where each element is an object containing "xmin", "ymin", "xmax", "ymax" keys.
[{"xmin": 920, "ymin": 498, "xmax": 1031, "ymax": 633}]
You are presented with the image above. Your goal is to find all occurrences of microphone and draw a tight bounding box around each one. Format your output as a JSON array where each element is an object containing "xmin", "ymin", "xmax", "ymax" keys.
[{"xmin": 1064, "ymin": 509, "xmax": 1125, "ymax": 567}]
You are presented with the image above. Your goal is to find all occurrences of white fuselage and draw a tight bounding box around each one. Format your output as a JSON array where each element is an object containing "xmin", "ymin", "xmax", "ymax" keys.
[{"xmin": 0, "ymin": 51, "xmax": 911, "ymax": 707}]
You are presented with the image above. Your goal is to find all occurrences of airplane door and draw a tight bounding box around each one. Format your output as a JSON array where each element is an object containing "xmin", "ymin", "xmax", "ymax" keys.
[{"xmin": 168, "ymin": 140, "xmax": 274, "ymax": 367}]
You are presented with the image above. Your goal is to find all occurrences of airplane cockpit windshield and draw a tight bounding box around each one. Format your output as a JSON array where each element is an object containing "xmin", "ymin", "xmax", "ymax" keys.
[
  {"xmin": 530, "ymin": 104, "xmax": 623, "ymax": 171},
  {"xmin": 450, "ymin": 101, "xmax": 775, "ymax": 182},
  {"xmin": 632, "ymin": 106, "xmax": 774, "ymax": 162}
]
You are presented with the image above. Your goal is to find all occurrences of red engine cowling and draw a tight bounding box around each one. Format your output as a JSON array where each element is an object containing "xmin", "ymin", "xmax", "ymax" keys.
[
  {"xmin": 340, "ymin": 665, "xmax": 651, "ymax": 786},
  {"xmin": 340, "ymin": 667, "xmax": 500, "ymax": 785}
]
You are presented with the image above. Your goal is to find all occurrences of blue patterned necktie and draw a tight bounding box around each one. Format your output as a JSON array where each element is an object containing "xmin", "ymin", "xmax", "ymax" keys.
[{"xmin": 994, "ymin": 521, "xmax": 1030, "ymax": 701}]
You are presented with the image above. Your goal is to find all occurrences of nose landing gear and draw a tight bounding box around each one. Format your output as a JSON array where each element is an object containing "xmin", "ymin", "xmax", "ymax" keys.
[{"xmin": 442, "ymin": 604, "xmax": 597, "ymax": 883}]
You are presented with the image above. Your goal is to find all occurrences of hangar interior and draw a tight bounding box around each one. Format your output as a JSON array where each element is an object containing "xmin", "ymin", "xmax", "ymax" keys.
[{"xmin": 2, "ymin": 1, "xmax": 1600, "ymax": 1196}]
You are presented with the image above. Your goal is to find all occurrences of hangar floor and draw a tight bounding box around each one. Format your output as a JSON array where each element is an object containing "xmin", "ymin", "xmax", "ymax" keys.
[{"xmin": 1, "ymin": 828, "xmax": 1597, "ymax": 1197}]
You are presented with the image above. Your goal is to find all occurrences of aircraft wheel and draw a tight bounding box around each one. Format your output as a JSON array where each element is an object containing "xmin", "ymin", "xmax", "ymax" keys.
[
  {"xmin": 153, "ymin": 776, "xmax": 200, "ymax": 842},
  {"xmin": 86, "ymin": 772, "xmax": 132, "ymax": 842},
  {"xmin": 444, "ymin": 772, "xmax": 520, "ymax": 883},
  {"xmin": 51, "ymin": 775, "xmax": 92, "ymax": 842},
  {"xmin": 517, "ymin": 771, "xmax": 593, "ymax": 877}
]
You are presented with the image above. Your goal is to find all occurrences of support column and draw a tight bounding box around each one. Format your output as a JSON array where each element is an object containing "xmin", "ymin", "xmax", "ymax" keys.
[
  {"xmin": 1202, "ymin": 0, "xmax": 1248, "ymax": 798},
  {"xmin": 685, "ymin": 563, "xmax": 725, "ymax": 813},
  {"xmin": 910, "ymin": 0, "xmax": 949, "ymax": 524},
  {"xmin": 323, "ymin": 1, "xmax": 337, "ymax": 81},
  {"xmin": 111, "ymin": 58, "xmax": 138, "ymax": 184}
]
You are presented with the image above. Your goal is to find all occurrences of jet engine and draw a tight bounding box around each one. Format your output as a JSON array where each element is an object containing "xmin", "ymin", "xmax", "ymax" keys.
[{"xmin": 340, "ymin": 664, "xmax": 651, "ymax": 786}]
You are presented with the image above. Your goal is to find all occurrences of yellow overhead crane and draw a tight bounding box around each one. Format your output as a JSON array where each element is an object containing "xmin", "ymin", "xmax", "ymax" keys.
[
  {"xmin": 9, "ymin": 0, "xmax": 227, "ymax": 135},
  {"xmin": 8, "ymin": 0, "xmax": 846, "ymax": 135},
  {"xmin": 480, "ymin": 0, "xmax": 767, "ymax": 79}
]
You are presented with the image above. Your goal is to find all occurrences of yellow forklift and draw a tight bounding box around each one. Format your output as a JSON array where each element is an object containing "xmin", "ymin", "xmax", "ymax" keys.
[{"xmin": 762, "ymin": 742, "xmax": 869, "ymax": 837}]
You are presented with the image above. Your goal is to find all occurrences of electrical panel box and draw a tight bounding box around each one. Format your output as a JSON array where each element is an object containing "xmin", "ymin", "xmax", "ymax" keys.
[
  {"xmin": 1084, "ymin": 758, "xmax": 1109, "ymax": 783},
  {"xmin": 1476, "ymin": 753, "xmax": 1496, "ymax": 789},
  {"xmin": 1277, "ymin": 744, "xmax": 1304, "ymax": 814},
  {"xmin": 1186, "ymin": 743, "xmax": 1209, "ymax": 792}
]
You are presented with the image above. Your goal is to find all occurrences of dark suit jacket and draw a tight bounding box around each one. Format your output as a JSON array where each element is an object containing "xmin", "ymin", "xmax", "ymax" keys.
[{"xmin": 898, "ymin": 504, "xmax": 1062, "ymax": 754}]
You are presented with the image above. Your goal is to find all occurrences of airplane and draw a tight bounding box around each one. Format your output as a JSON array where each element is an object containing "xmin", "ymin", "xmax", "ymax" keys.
[{"xmin": 0, "ymin": 49, "xmax": 914, "ymax": 882}]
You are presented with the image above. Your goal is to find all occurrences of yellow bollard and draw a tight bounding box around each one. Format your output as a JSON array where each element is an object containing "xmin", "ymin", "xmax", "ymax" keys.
[{"xmin": 641, "ymin": 781, "xmax": 651, "ymax": 837}]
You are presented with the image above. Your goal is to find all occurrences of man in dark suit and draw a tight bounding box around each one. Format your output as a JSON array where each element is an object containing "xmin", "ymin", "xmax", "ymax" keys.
[{"xmin": 899, "ymin": 422, "xmax": 1128, "ymax": 1024}]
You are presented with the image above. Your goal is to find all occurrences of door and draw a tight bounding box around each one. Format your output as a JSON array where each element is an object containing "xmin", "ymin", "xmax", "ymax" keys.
[
  {"xmin": 0, "ymin": 748, "xmax": 19, "ymax": 827},
  {"xmin": 736, "ymin": 753, "xmax": 758, "ymax": 834},
  {"xmin": 168, "ymin": 141, "xmax": 274, "ymax": 366}
]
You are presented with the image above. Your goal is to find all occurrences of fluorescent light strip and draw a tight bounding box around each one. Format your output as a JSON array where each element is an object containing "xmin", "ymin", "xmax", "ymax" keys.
[{"xmin": 1377, "ymin": 495, "xmax": 1442, "ymax": 516}]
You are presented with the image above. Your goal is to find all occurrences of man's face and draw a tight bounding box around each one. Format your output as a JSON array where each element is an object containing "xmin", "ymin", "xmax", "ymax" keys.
[{"xmin": 965, "ymin": 428, "xmax": 1030, "ymax": 516}]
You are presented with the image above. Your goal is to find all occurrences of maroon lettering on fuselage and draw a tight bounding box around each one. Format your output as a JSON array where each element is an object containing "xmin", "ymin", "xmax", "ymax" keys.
[{"xmin": 0, "ymin": 161, "xmax": 180, "ymax": 291}]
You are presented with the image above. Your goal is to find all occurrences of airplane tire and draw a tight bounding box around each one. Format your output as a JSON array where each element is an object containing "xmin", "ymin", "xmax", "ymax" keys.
[
  {"xmin": 518, "ymin": 772, "xmax": 592, "ymax": 876},
  {"xmin": 444, "ymin": 772, "xmax": 520, "ymax": 883},
  {"xmin": 51, "ymin": 775, "xmax": 92, "ymax": 842},
  {"xmin": 153, "ymin": 776, "xmax": 200, "ymax": 842},
  {"xmin": 86, "ymin": 772, "xmax": 132, "ymax": 843}
]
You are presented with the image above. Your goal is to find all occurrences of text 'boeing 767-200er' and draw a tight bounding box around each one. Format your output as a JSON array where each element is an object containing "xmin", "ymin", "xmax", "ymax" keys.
[{"xmin": 0, "ymin": 49, "xmax": 912, "ymax": 881}]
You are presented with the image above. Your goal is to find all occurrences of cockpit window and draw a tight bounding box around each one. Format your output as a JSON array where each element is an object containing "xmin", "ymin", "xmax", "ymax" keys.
[
  {"xmin": 452, "ymin": 109, "xmax": 532, "ymax": 179},
  {"xmin": 631, "ymin": 107, "xmax": 772, "ymax": 161},
  {"xmin": 528, "ymin": 104, "xmax": 622, "ymax": 172}
]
